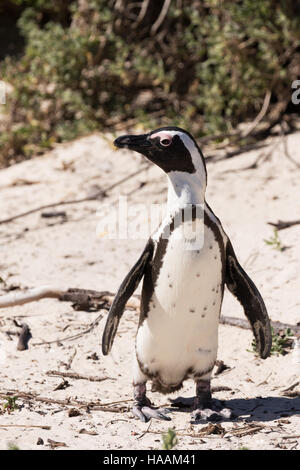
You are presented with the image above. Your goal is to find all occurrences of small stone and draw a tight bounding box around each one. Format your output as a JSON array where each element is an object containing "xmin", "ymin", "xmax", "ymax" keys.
[
  {"xmin": 68, "ymin": 408, "xmax": 81, "ymax": 417},
  {"xmin": 37, "ymin": 437, "xmax": 44, "ymax": 445},
  {"xmin": 86, "ymin": 352, "xmax": 99, "ymax": 360}
]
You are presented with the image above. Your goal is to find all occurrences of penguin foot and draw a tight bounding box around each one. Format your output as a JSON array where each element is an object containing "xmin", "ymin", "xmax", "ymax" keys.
[
  {"xmin": 132, "ymin": 383, "xmax": 172, "ymax": 422},
  {"xmin": 132, "ymin": 403, "xmax": 171, "ymax": 422},
  {"xmin": 191, "ymin": 400, "xmax": 234, "ymax": 423}
]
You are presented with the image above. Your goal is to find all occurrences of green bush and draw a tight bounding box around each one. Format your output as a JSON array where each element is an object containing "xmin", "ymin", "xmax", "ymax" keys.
[{"xmin": 1, "ymin": 0, "xmax": 299, "ymax": 166}]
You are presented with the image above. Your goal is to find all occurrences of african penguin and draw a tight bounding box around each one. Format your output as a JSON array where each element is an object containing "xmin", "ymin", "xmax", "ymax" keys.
[{"xmin": 102, "ymin": 126, "xmax": 272, "ymax": 422}]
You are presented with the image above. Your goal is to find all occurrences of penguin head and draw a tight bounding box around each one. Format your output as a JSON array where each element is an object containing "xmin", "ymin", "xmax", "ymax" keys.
[{"xmin": 114, "ymin": 126, "xmax": 207, "ymax": 178}]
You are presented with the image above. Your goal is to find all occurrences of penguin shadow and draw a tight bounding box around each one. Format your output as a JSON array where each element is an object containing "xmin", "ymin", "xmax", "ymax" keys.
[
  {"xmin": 167, "ymin": 395, "xmax": 300, "ymax": 424},
  {"xmin": 220, "ymin": 396, "xmax": 300, "ymax": 423}
]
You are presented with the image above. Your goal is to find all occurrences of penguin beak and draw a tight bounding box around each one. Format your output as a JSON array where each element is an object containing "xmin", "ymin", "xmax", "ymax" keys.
[{"xmin": 114, "ymin": 134, "xmax": 151, "ymax": 151}]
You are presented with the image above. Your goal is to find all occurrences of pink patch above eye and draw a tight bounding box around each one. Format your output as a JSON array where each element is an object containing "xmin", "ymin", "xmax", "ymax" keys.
[
  {"xmin": 150, "ymin": 132, "xmax": 172, "ymax": 140},
  {"xmin": 150, "ymin": 131, "xmax": 172, "ymax": 145}
]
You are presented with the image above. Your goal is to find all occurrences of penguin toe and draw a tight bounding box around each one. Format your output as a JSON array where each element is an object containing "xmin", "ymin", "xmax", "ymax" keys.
[
  {"xmin": 191, "ymin": 408, "xmax": 221, "ymax": 423},
  {"xmin": 191, "ymin": 404, "xmax": 235, "ymax": 423},
  {"xmin": 132, "ymin": 404, "xmax": 150, "ymax": 422},
  {"xmin": 132, "ymin": 404, "xmax": 171, "ymax": 422}
]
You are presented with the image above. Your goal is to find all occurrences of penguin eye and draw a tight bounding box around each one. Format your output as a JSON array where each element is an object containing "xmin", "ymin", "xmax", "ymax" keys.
[{"xmin": 160, "ymin": 138, "xmax": 172, "ymax": 147}]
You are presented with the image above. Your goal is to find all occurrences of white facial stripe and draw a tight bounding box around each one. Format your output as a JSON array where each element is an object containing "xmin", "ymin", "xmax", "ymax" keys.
[{"xmin": 150, "ymin": 131, "xmax": 172, "ymax": 141}]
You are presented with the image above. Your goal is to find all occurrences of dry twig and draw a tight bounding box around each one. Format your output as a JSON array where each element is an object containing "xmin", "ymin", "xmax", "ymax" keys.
[
  {"xmin": 32, "ymin": 312, "xmax": 104, "ymax": 345},
  {"xmin": 0, "ymin": 164, "xmax": 150, "ymax": 225},
  {"xmin": 242, "ymin": 90, "xmax": 272, "ymax": 138},
  {"xmin": 0, "ymin": 390, "xmax": 129, "ymax": 413},
  {"xmin": 0, "ymin": 424, "xmax": 51, "ymax": 430},
  {"xmin": 46, "ymin": 370, "xmax": 114, "ymax": 383}
]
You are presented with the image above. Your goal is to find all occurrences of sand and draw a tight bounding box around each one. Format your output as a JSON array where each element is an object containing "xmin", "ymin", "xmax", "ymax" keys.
[{"xmin": 0, "ymin": 128, "xmax": 299, "ymax": 450}]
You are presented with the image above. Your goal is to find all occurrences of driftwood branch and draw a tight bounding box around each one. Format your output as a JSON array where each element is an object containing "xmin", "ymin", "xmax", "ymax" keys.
[
  {"xmin": 0, "ymin": 286, "xmax": 139, "ymax": 311},
  {"xmin": 0, "ymin": 286, "xmax": 65, "ymax": 308},
  {"xmin": 1, "ymin": 286, "xmax": 299, "ymax": 336}
]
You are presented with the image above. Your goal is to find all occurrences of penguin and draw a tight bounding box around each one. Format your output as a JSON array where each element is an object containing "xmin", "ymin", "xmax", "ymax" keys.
[{"xmin": 102, "ymin": 126, "xmax": 272, "ymax": 422}]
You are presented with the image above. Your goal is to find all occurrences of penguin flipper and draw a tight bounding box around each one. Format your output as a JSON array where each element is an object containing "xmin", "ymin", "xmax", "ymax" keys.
[
  {"xmin": 102, "ymin": 239, "xmax": 154, "ymax": 355},
  {"xmin": 225, "ymin": 240, "xmax": 272, "ymax": 359}
]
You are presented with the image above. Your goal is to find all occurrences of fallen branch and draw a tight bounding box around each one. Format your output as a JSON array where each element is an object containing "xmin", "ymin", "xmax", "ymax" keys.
[
  {"xmin": 146, "ymin": 423, "xmax": 226, "ymax": 439},
  {"xmin": 281, "ymin": 390, "xmax": 300, "ymax": 398},
  {"xmin": 226, "ymin": 423, "xmax": 266, "ymax": 437},
  {"xmin": 0, "ymin": 286, "xmax": 139, "ymax": 311},
  {"xmin": 219, "ymin": 315, "xmax": 300, "ymax": 336},
  {"xmin": 47, "ymin": 439, "xmax": 67, "ymax": 449},
  {"xmin": 46, "ymin": 370, "xmax": 114, "ymax": 383},
  {"xmin": 0, "ymin": 164, "xmax": 150, "ymax": 225},
  {"xmin": 1, "ymin": 287, "xmax": 299, "ymax": 338},
  {"xmin": 281, "ymin": 380, "xmax": 300, "ymax": 393},
  {"xmin": 281, "ymin": 380, "xmax": 300, "ymax": 397},
  {"xmin": 211, "ymin": 385, "xmax": 232, "ymax": 392},
  {"xmin": 0, "ymin": 390, "xmax": 129, "ymax": 413},
  {"xmin": 0, "ymin": 286, "xmax": 65, "ymax": 308},
  {"xmin": 0, "ymin": 424, "xmax": 51, "ymax": 430}
]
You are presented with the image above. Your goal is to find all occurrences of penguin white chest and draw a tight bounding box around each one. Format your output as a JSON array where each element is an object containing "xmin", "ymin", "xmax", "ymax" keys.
[
  {"xmin": 155, "ymin": 225, "xmax": 222, "ymax": 315},
  {"xmin": 135, "ymin": 222, "xmax": 224, "ymax": 388}
]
